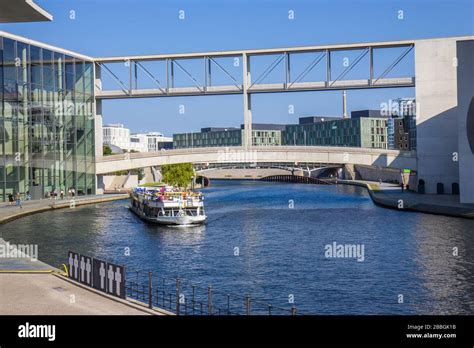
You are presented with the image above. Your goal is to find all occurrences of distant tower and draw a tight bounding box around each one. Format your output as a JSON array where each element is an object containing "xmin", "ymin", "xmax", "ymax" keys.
[{"xmin": 342, "ymin": 90, "xmax": 348, "ymax": 118}]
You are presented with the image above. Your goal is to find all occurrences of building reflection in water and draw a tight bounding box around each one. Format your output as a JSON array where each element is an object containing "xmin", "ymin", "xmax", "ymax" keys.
[{"xmin": 412, "ymin": 213, "xmax": 474, "ymax": 314}]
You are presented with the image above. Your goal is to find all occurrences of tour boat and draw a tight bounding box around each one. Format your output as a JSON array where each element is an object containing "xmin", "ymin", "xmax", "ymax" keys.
[{"xmin": 129, "ymin": 186, "xmax": 207, "ymax": 226}]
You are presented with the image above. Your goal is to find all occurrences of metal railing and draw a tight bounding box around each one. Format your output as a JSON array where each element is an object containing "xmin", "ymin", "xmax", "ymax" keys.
[{"xmin": 125, "ymin": 269, "xmax": 298, "ymax": 315}]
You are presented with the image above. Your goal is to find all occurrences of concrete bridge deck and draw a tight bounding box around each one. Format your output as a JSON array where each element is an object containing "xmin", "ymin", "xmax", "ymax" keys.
[
  {"xmin": 96, "ymin": 77, "xmax": 415, "ymax": 99},
  {"xmin": 96, "ymin": 146, "xmax": 416, "ymax": 174}
]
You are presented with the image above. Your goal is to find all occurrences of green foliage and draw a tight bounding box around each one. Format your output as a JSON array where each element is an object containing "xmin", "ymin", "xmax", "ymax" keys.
[
  {"xmin": 161, "ymin": 163, "xmax": 194, "ymax": 189},
  {"xmin": 138, "ymin": 169, "xmax": 144, "ymax": 181},
  {"xmin": 103, "ymin": 145, "xmax": 113, "ymax": 156},
  {"xmin": 111, "ymin": 169, "xmax": 143, "ymax": 181},
  {"xmin": 113, "ymin": 170, "xmax": 129, "ymax": 176},
  {"xmin": 138, "ymin": 182, "xmax": 165, "ymax": 187}
]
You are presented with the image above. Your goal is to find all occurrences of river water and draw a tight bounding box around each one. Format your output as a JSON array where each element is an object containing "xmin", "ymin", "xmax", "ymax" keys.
[{"xmin": 2, "ymin": 180, "xmax": 473, "ymax": 314}]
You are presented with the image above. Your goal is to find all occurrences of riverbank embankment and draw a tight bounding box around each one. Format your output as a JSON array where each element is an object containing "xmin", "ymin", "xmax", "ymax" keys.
[{"xmin": 334, "ymin": 179, "xmax": 474, "ymax": 219}]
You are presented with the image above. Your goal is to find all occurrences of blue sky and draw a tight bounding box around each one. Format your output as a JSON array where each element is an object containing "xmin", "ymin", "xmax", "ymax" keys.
[{"xmin": 1, "ymin": 0, "xmax": 473, "ymax": 135}]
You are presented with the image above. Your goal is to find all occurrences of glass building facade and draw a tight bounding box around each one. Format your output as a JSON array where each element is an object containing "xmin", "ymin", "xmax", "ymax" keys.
[
  {"xmin": 173, "ymin": 124, "xmax": 285, "ymax": 149},
  {"xmin": 283, "ymin": 117, "xmax": 389, "ymax": 149},
  {"xmin": 0, "ymin": 35, "xmax": 95, "ymax": 201}
]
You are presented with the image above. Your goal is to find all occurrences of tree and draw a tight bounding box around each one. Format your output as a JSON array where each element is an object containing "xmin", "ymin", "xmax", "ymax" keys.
[
  {"xmin": 161, "ymin": 163, "xmax": 194, "ymax": 189},
  {"xmin": 103, "ymin": 145, "xmax": 113, "ymax": 156}
]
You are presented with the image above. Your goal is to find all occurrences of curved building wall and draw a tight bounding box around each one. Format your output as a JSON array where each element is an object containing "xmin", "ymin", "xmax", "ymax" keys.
[{"xmin": 457, "ymin": 40, "xmax": 474, "ymax": 203}]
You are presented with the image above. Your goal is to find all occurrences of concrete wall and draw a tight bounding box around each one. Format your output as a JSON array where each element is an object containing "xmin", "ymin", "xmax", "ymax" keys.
[
  {"xmin": 457, "ymin": 40, "xmax": 474, "ymax": 203},
  {"xmin": 415, "ymin": 38, "xmax": 459, "ymax": 194},
  {"xmin": 354, "ymin": 164, "xmax": 402, "ymax": 183},
  {"xmin": 97, "ymin": 175, "xmax": 138, "ymax": 191}
]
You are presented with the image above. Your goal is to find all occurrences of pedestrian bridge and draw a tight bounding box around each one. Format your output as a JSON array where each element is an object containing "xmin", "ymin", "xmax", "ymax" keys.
[{"xmin": 95, "ymin": 146, "xmax": 416, "ymax": 174}]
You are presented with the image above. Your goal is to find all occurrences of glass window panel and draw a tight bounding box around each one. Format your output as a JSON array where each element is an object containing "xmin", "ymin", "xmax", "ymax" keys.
[
  {"xmin": 3, "ymin": 38, "xmax": 16, "ymax": 81},
  {"xmin": 54, "ymin": 52, "xmax": 64, "ymax": 91},
  {"xmin": 75, "ymin": 60, "xmax": 84, "ymax": 94},
  {"xmin": 30, "ymin": 45, "xmax": 41, "ymax": 85},
  {"xmin": 84, "ymin": 62, "xmax": 93, "ymax": 95},
  {"xmin": 65, "ymin": 56, "xmax": 74, "ymax": 74},
  {"xmin": 16, "ymin": 42, "xmax": 29, "ymax": 85}
]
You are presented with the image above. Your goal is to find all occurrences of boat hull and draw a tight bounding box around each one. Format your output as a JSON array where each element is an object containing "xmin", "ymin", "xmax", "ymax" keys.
[{"xmin": 130, "ymin": 205, "xmax": 207, "ymax": 226}]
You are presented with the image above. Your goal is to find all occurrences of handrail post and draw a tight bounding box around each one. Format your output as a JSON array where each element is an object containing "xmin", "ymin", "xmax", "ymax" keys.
[
  {"xmin": 245, "ymin": 295, "xmax": 251, "ymax": 315},
  {"xmin": 192, "ymin": 285, "xmax": 195, "ymax": 315},
  {"xmin": 207, "ymin": 286, "xmax": 213, "ymax": 315},
  {"xmin": 148, "ymin": 272, "xmax": 153, "ymax": 309},
  {"xmin": 176, "ymin": 278, "xmax": 181, "ymax": 315}
]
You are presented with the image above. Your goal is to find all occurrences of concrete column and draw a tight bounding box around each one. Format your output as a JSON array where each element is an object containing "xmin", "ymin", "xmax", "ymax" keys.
[
  {"xmin": 206, "ymin": 57, "xmax": 211, "ymax": 87},
  {"xmin": 94, "ymin": 64, "xmax": 104, "ymax": 194},
  {"xmin": 343, "ymin": 164, "xmax": 356, "ymax": 180},
  {"xmin": 94, "ymin": 106, "xmax": 103, "ymax": 159},
  {"xmin": 94, "ymin": 63, "xmax": 104, "ymax": 160},
  {"xmin": 415, "ymin": 38, "xmax": 459, "ymax": 194},
  {"xmin": 456, "ymin": 40, "xmax": 474, "ymax": 203},
  {"xmin": 242, "ymin": 53, "xmax": 252, "ymax": 149},
  {"xmin": 342, "ymin": 90, "xmax": 347, "ymax": 118}
]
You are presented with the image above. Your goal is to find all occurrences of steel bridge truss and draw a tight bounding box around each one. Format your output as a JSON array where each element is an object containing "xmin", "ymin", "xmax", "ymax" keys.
[
  {"xmin": 94, "ymin": 40, "xmax": 415, "ymax": 148},
  {"xmin": 94, "ymin": 41, "xmax": 415, "ymax": 100}
]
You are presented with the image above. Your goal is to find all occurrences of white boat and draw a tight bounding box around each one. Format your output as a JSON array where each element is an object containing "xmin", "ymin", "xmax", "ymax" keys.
[{"xmin": 130, "ymin": 186, "xmax": 207, "ymax": 226}]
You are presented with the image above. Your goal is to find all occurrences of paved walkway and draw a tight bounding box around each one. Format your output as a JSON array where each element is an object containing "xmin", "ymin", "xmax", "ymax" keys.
[
  {"xmin": 334, "ymin": 179, "xmax": 474, "ymax": 218},
  {"xmin": 0, "ymin": 238, "xmax": 55, "ymax": 272},
  {"xmin": 0, "ymin": 194, "xmax": 129, "ymax": 224},
  {"xmin": 0, "ymin": 273, "xmax": 155, "ymax": 315}
]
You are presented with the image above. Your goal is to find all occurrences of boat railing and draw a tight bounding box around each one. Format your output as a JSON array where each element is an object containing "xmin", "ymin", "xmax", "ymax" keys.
[
  {"xmin": 138, "ymin": 196, "xmax": 203, "ymax": 204},
  {"xmin": 132, "ymin": 189, "xmax": 203, "ymax": 201}
]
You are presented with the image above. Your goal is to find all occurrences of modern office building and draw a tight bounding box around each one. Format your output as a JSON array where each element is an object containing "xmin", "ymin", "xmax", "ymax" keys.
[
  {"xmin": 103, "ymin": 124, "xmax": 173, "ymax": 153},
  {"xmin": 173, "ymin": 124, "xmax": 285, "ymax": 149},
  {"xmin": 388, "ymin": 117, "xmax": 411, "ymax": 150},
  {"xmin": 384, "ymin": 99, "xmax": 417, "ymax": 151},
  {"xmin": 393, "ymin": 98, "xmax": 417, "ymax": 150},
  {"xmin": 129, "ymin": 133, "xmax": 148, "ymax": 152},
  {"xmin": 393, "ymin": 98, "xmax": 416, "ymax": 117},
  {"xmin": 283, "ymin": 111, "xmax": 389, "ymax": 149},
  {"xmin": 251, "ymin": 124, "xmax": 286, "ymax": 146},
  {"xmin": 0, "ymin": 32, "xmax": 96, "ymax": 201},
  {"xmin": 350, "ymin": 109, "xmax": 385, "ymax": 119},
  {"xmin": 129, "ymin": 132, "xmax": 173, "ymax": 152},
  {"xmin": 102, "ymin": 123, "xmax": 130, "ymax": 151},
  {"xmin": 174, "ymin": 127, "xmax": 240, "ymax": 149},
  {"xmin": 142, "ymin": 132, "xmax": 173, "ymax": 151},
  {"xmin": 298, "ymin": 116, "xmax": 341, "ymax": 124}
]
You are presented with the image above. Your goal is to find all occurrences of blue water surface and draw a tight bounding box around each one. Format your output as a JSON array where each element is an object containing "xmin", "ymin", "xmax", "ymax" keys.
[{"xmin": 2, "ymin": 181, "xmax": 473, "ymax": 314}]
